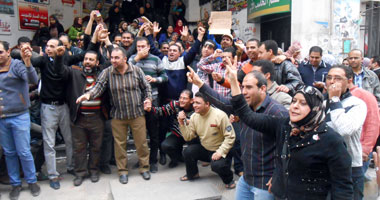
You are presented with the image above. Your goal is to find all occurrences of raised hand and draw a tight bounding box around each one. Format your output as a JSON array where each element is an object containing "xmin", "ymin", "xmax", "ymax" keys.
[
  {"xmin": 153, "ymin": 22, "xmax": 162, "ymax": 34},
  {"xmin": 180, "ymin": 26, "xmax": 189, "ymax": 38},
  {"xmin": 177, "ymin": 111, "xmax": 187, "ymax": 125},
  {"xmin": 56, "ymin": 46, "xmax": 66, "ymax": 57},
  {"xmin": 211, "ymin": 72, "xmax": 223, "ymax": 82},
  {"xmin": 98, "ymin": 29, "xmax": 110, "ymax": 42},
  {"xmin": 225, "ymin": 56, "xmax": 238, "ymax": 83},
  {"xmin": 197, "ymin": 27, "xmax": 205, "ymax": 41},
  {"xmin": 213, "ymin": 49, "xmax": 223, "ymax": 59},
  {"xmin": 186, "ymin": 66, "xmax": 203, "ymax": 87},
  {"xmin": 20, "ymin": 44, "xmax": 33, "ymax": 67}
]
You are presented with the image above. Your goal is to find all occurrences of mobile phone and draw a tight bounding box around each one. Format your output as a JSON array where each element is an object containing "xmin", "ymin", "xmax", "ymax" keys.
[{"xmin": 96, "ymin": 11, "xmax": 101, "ymax": 17}]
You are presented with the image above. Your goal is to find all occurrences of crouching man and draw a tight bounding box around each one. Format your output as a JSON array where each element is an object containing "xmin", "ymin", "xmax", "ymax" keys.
[{"xmin": 178, "ymin": 92, "xmax": 236, "ymax": 189}]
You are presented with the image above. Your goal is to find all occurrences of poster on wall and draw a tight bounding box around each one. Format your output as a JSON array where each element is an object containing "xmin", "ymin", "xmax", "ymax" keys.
[
  {"xmin": 228, "ymin": 0, "xmax": 247, "ymax": 12},
  {"xmin": 0, "ymin": 15, "xmax": 11, "ymax": 35},
  {"xmin": 20, "ymin": 0, "xmax": 49, "ymax": 5},
  {"xmin": 18, "ymin": 2, "xmax": 48, "ymax": 30},
  {"xmin": 0, "ymin": 0, "xmax": 14, "ymax": 14}
]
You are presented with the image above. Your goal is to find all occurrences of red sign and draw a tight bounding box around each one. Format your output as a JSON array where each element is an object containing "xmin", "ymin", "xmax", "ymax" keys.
[
  {"xmin": 18, "ymin": 2, "xmax": 48, "ymax": 30},
  {"xmin": 61, "ymin": 0, "xmax": 75, "ymax": 6}
]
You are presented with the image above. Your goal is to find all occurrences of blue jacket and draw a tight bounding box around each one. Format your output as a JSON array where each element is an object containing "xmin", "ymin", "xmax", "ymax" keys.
[
  {"xmin": 0, "ymin": 59, "xmax": 38, "ymax": 118},
  {"xmin": 298, "ymin": 60, "xmax": 331, "ymax": 89}
]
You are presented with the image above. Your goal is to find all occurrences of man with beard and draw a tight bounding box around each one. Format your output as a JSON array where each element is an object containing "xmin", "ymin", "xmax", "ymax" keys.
[{"xmin": 76, "ymin": 46, "xmax": 153, "ymax": 184}]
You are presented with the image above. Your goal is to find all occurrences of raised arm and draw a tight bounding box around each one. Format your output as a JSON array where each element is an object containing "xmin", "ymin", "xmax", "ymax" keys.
[{"xmin": 183, "ymin": 27, "xmax": 205, "ymax": 66}]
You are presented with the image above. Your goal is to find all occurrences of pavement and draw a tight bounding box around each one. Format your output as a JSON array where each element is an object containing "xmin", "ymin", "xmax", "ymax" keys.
[
  {"xmin": 0, "ymin": 151, "xmax": 379, "ymax": 200},
  {"xmin": 0, "ymin": 152, "xmax": 236, "ymax": 200}
]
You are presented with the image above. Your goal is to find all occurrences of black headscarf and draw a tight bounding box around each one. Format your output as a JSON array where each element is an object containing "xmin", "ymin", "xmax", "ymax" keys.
[{"xmin": 289, "ymin": 85, "xmax": 326, "ymax": 135}]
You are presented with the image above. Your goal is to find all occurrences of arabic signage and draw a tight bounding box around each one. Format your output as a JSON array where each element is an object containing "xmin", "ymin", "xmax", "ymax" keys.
[
  {"xmin": 247, "ymin": 0, "xmax": 291, "ymax": 21},
  {"xmin": 0, "ymin": 0, "xmax": 14, "ymax": 14},
  {"xmin": 18, "ymin": 2, "xmax": 48, "ymax": 30},
  {"xmin": 0, "ymin": 16, "xmax": 11, "ymax": 35}
]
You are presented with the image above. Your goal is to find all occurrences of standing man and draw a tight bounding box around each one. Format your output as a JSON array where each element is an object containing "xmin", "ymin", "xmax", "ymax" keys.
[
  {"xmin": 0, "ymin": 41, "xmax": 40, "ymax": 199},
  {"xmin": 76, "ymin": 47, "xmax": 152, "ymax": 184},
  {"xmin": 178, "ymin": 92, "xmax": 236, "ymax": 189},
  {"xmin": 129, "ymin": 36, "xmax": 168, "ymax": 173},
  {"xmin": 258, "ymin": 40, "xmax": 303, "ymax": 95},
  {"xmin": 325, "ymin": 65, "xmax": 367, "ymax": 199},
  {"xmin": 348, "ymin": 49, "xmax": 380, "ymax": 105},
  {"xmin": 298, "ymin": 46, "xmax": 331, "ymax": 91}
]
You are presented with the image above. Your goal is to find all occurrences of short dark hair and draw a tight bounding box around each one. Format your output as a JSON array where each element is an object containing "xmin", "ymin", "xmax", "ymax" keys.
[
  {"xmin": 0, "ymin": 40, "xmax": 10, "ymax": 51},
  {"xmin": 122, "ymin": 31, "xmax": 135, "ymax": 39},
  {"xmin": 49, "ymin": 38, "xmax": 64, "ymax": 46},
  {"xmin": 113, "ymin": 33, "xmax": 122, "ymax": 40},
  {"xmin": 160, "ymin": 42, "xmax": 169, "ymax": 49},
  {"xmin": 169, "ymin": 44, "xmax": 181, "ymax": 52},
  {"xmin": 261, "ymin": 40, "xmax": 278, "ymax": 56},
  {"xmin": 223, "ymin": 47, "xmax": 236, "ymax": 57},
  {"xmin": 246, "ymin": 38, "xmax": 260, "ymax": 46},
  {"xmin": 251, "ymin": 60, "xmax": 275, "ymax": 81},
  {"xmin": 329, "ymin": 64, "xmax": 354, "ymax": 79},
  {"xmin": 181, "ymin": 89, "xmax": 193, "ymax": 98},
  {"xmin": 309, "ymin": 46, "xmax": 323, "ymax": 56},
  {"xmin": 85, "ymin": 50, "xmax": 99, "ymax": 61},
  {"xmin": 135, "ymin": 37, "xmax": 150, "ymax": 45},
  {"xmin": 194, "ymin": 92, "xmax": 210, "ymax": 104},
  {"xmin": 58, "ymin": 33, "xmax": 71, "ymax": 42},
  {"xmin": 373, "ymin": 56, "xmax": 380, "ymax": 66},
  {"xmin": 203, "ymin": 39, "xmax": 216, "ymax": 50},
  {"xmin": 111, "ymin": 47, "xmax": 128, "ymax": 57},
  {"xmin": 246, "ymin": 70, "xmax": 267, "ymax": 87},
  {"xmin": 17, "ymin": 37, "xmax": 31, "ymax": 46}
]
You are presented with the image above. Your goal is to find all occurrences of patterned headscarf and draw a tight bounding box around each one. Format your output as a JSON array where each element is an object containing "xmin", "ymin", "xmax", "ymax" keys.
[{"xmin": 289, "ymin": 85, "xmax": 326, "ymax": 136}]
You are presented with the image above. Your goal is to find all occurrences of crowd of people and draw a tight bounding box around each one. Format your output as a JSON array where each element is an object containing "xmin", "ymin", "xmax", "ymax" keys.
[{"xmin": 1, "ymin": 1, "xmax": 380, "ymax": 200}]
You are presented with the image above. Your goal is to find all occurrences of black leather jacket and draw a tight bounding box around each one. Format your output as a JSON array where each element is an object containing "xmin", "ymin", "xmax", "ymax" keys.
[{"xmin": 273, "ymin": 60, "xmax": 303, "ymax": 95}]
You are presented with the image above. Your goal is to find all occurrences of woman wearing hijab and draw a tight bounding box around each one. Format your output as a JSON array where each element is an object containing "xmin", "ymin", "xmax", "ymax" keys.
[
  {"xmin": 225, "ymin": 61, "xmax": 353, "ymax": 199},
  {"xmin": 49, "ymin": 15, "xmax": 64, "ymax": 38},
  {"xmin": 173, "ymin": 19, "xmax": 184, "ymax": 35}
]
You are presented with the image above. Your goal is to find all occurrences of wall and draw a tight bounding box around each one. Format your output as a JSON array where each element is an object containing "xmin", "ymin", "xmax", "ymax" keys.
[
  {"xmin": 230, "ymin": 7, "xmax": 260, "ymax": 42},
  {"xmin": 291, "ymin": 0, "xmax": 361, "ymax": 62},
  {"xmin": 0, "ymin": 0, "xmax": 81, "ymax": 47}
]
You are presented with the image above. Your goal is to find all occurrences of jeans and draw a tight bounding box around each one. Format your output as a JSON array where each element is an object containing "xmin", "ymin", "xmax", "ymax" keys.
[
  {"xmin": 0, "ymin": 112, "xmax": 37, "ymax": 186},
  {"xmin": 183, "ymin": 143, "xmax": 233, "ymax": 184},
  {"xmin": 352, "ymin": 167, "xmax": 364, "ymax": 200},
  {"xmin": 41, "ymin": 103, "xmax": 73, "ymax": 179},
  {"xmin": 236, "ymin": 176, "xmax": 274, "ymax": 200}
]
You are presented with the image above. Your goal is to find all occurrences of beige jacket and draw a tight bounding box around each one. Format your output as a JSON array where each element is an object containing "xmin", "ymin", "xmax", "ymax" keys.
[{"xmin": 179, "ymin": 107, "xmax": 235, "ymax": 158}]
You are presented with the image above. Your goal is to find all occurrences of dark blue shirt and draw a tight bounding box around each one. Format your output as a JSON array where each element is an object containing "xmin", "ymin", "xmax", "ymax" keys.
[{"xmin": 298, "ymin": 60, "xmax": 331, "ymax": 90}]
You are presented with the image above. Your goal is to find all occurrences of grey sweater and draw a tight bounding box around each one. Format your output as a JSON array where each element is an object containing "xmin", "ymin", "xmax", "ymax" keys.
[{"xmin": 0, "ymin": 59, "xmax": 38, "ymax": 118}]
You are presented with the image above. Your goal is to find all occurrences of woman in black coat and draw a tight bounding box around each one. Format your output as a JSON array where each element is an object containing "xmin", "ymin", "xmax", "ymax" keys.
[{"xmin": 225, "ymin": 61, "xmax": 353, "ymax": 199}]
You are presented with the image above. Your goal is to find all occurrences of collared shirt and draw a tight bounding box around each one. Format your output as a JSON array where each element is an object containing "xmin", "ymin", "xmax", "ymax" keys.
[
  {"xmin": 89, "ymin": 63, "xmax": 152, "ymax": 120},
  {"xmin": 197, "ymin": 55, "xmax": 242, "ymax": 97},
  {"xmin": 239, "ymin": 95, "xmax": 288, "ymax": 188},
  {"xmin": 354, "ymin": 68, "xmax": 365, "ymax": 88}
]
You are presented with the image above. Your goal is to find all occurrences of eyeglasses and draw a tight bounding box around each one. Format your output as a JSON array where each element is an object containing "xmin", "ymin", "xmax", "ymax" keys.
[{"xmin": 326, "ymin": 75, "xmax": 346, "ymax": 82}]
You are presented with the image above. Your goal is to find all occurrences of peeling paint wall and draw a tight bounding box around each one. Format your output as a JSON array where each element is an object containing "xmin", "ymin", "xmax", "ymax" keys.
[{"xmin": 291, "ymin": 0, "xmax": 361, "ymax": 62}]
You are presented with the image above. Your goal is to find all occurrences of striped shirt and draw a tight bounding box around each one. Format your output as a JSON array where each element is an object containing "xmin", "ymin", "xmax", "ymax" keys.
[
  {"xmin": 89, "ymin": 63, "xmax": 152, "ymax": 120},
  {"xmin": 197, "ymin": 55, "xmax": 242, "ymax": 97},
  {"xmin": 129, "ymin": 54, "xmax": 168, "ymax": 99}
]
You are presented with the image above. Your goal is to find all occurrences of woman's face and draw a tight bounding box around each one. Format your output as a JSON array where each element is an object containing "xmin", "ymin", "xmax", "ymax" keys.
[
  {"xmin": 122, "ymin": 23, "xmax": 128, "ymax": 30},
  {"xmin": 139, "ymin": 7, "xmax": 145, "ymax": 14},
  {"xmin": 177, "ymin": 20, "xmax": 183, "ymax": 27},
  {"xmin": 78, "ymin": 18, "xmax": 82, "ymax": 25},
  {"xmin": 289, "ymin": 93, "xmax": 311, "ymax": 123},
  {"xmin": 50, "ymin": 17, "xmax": 56, "ymax": 24},
  {"xmin": 146, "ymin": 3, "xmax": 151, "ymax": 8}
]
